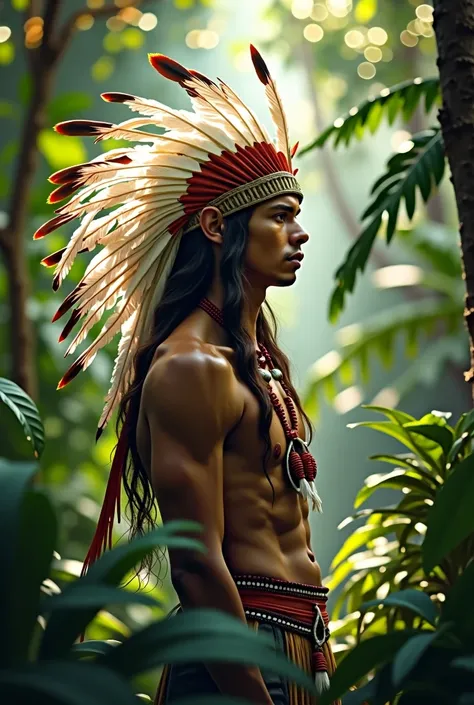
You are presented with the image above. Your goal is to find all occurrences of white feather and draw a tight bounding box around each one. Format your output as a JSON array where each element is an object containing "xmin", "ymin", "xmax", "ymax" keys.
[{"xmin": 263, "ymin": 78, "xmax": 291, "ymax": 165}]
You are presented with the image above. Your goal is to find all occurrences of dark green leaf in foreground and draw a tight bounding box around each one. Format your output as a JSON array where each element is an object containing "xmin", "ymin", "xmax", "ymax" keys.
[{"xmin": 0, "ymin": 378, "xmax": 45, "ymax": 458}]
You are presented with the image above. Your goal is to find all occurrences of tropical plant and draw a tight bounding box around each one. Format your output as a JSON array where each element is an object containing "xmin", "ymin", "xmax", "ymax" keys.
[
  {"xmin": 317, "ymin": 421, "xmax": 474, "ymax": 704},
  {"xmin": 303, "ymin": 224, "xmax": 467, "ymax": 416},
  {"xmin": 0, "ymin": 380, "xmax": 317, "ymax": 704},
  {"xmin": 322, "ymin": 404, "xmax": 474, "ymax": 703}
]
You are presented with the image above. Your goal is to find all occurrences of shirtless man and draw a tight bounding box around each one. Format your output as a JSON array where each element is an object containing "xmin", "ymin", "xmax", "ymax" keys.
[
  {"xmin": 137, "ymin": 195, "xmax": 337, "ymax": 705},
  {"xmin": 43, "ymin": 47, "xmax": 338, "ymax": 705}
]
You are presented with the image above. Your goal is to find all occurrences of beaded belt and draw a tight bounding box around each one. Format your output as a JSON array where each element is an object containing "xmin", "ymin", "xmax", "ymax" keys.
[{"xmin": 233, "ymin": 574, "xmax": 331, "ymax": 696}]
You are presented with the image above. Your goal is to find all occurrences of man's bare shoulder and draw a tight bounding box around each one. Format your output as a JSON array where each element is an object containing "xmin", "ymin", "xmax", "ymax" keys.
[{"xmin": 142, "ymin": 339, "xmax": 242, "ymax": 430}]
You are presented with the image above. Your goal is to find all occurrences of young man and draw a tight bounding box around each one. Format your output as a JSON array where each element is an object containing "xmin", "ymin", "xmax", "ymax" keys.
[{"xmin": 39, "ymin": 46, "xmax": 339, "ymax": 704}]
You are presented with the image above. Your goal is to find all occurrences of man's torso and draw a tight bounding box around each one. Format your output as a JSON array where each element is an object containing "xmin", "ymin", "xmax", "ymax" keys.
[{"xmin": 136, "ymin": 325, "xmax": 322, "ymax": 588}]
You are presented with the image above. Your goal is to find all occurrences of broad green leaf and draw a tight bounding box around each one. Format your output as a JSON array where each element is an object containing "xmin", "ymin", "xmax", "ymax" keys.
[
  {"xmin": 328, "ymin": 129, "xmax": 446, "ymax": 322},
  {"xmin": 0, "ymin": 377, "xmax": 44, "ymax": 458},
  {"xmin": 71, "ymin": 640, "xmax": 118, "ymax": 659},
  {"xmin": 362, "ymin": 405, "xmax": 415, "ymax": 425},
  {"xmin": 0, "ymin": 661, "xmax": 138, "ymax": 705},
  {"xmin": 423, "ymin": 453, "xmax": 474, "ymax": 573},
  {"xmin": 369, "ymin": 455, "xmax": 440, "ymax": 487},
  {"xmin": 10, "ymin": 491, "xmax": 57, "ymax": 665},
  {"xmin": 355, "ymin": 469, "xmax": 434, "ymax": 509},
  {"xmin": 38, "ymin": 130, "xmax": 87, "ymax": 170},
  {"xmin": 361, "ymin": 589, "xmax": 438, "ymax": 626},
  {"xmin": 454, "ymin": 409, "xmax": 474, "ymax": 439},
  {"xmin": 47, "ymin": 92, "xmax": 93, "ymax": 126},
  {"xmin": 318, "ymin": 631, "xmax": 416, "ymax": 705},
  {"xmin": 392, "ymin": 623, "xmax": 452, "ymax": 686},
  {"xmin": 441, "ymin": 561, "xmax": 474, "ymax": 640},
  {"xmin": 300, "ymin": 78, "xmax": 440, "ymax": 154},
  {"xmin": 39, "ymin": 521, "xmax": 204, "ymax": 658},
  {"xmin": 100, "ymin": 608, "xmax": 315, "ymax": 693},
  {"xmin": 0, "ymin": 460, "xmax": 38, "ymax": 666},
  {"xmin": 330, "ymin": 521, "xmax": 410, "ymax": 570},
  {"xmin": 41, "ymin": 586, "xmax": 161, "ymax": 612},
  {"xmin": 404, "ymin": 421, "xmax": 454, "ymax": 456}
]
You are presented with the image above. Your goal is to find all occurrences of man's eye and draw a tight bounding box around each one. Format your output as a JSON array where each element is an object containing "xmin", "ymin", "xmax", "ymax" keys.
[{"xmin": 274, "ymin": 213, "xmax": 286, "ymax": 222}]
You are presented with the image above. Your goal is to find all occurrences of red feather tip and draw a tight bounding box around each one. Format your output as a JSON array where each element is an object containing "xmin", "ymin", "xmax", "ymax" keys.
[
  {"xmin": 49, "ymin": 164, "xmax": 86, "ymax": 185},
  {"xmin": 250, "ymin": 44, "xmax": 270, "ymax": 85},
  {"xmin": 54, "ymin": 120, "xmax": 112, "ymax": 136},
  {"xmin": 47, "ymin": 181, "xmax": 80, "ymax": 205},
  {"xmin": 41, "ymin": 248, "xmax": 66, "ymax": 268},
  {"xmin": 59, "ymin": 309, "xmax": 81, "ymax": 343},
  {"xmin": 57, "ymin": 356, "xmax": 84, "ymax": 389},
  {"xmin": 33, "ymin": 213, "xmax": 74, "ymax": 239},
  {"xmin": 101, "ymin": 92, "xmax": 136, "ymax": 103},
  {"xmin": 291, "ymin": 141, "xmax": 299, "ymax": 159},
  {"xmin": 148, "ymin": 53, "xmax": 193, "ymax": 85}
]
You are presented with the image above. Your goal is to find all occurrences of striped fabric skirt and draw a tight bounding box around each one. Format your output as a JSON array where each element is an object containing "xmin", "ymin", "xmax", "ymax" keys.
[{"xmin": 154, "ymin": 574, "xmax": 341, "ymax": 705}]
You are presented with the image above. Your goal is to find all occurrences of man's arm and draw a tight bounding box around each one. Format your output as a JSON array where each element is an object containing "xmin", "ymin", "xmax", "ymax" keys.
[{"xmin": 143, "ymin": 347, "xmax": 274, "ymax": 705}]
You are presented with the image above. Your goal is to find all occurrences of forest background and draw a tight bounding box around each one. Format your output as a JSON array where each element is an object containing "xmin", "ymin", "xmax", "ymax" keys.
[{"xmin": 0, "ymin": 0, "xmax": 467, "ymax": 697}]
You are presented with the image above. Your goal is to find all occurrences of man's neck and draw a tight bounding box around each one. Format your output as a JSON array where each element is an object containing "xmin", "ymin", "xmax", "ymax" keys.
[{"xmin": 205, "ymin": 280, "xmax": 266, "ymax": 346}]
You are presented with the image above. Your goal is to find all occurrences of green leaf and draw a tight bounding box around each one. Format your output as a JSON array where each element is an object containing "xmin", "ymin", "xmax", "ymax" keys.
[
  {"xmin": 0, "ymin": 459, "xmax": 38, "ymax": 666},
  {"xmin": 0, "ymin": 662, "xmax": 138, "ymax": 705},
  {"xmin": 100, "ymin": 608, "xmax": 315, "ymax": 693},
  {"xmin": 38, "ymin": 130, "xmax": 87, "ymax": 170},
  {"xmin": 328, "ymin": 129, "xmax": 446, "ymax": 322},
  {"xmin": 392, "ymin": 622, "xmax": 452, "ymax": 686},
  {"xmin": 404, "ymin": 422, "xmax": 454, "ymax": 456},
  {"xmin": 300, "ymin": 78, "xmax": 440, "ymax": 154},
  {"xmin": 441, "ymin": 561, "xmax": 474, "ymax": 640},
  {"xmin": 452, "ymin": 656, "xmax": 474, "ymax": 672},
  {"xmin": 361, "ymin": 589, "xmax": 438, "ymax": 626},
  {"xmin": 330, "ymin": 521, "xmax": 410, "ymax": 570},
  {"xmin": 46, "ymin": 92, "xmax": 93, "ymax": 126},
  {"xmin": 71, "ymin": 640, "xmax": 118, "ymax": 659},
  {"xmin": 362, "ymin": 405, "xmax": 415, "ymax": 425},
  {"xmin": 318, "ymin": 631, "xmax": 416, "ymax": 705},
  {"xmin": 355, "ymin": 469, "xmax": 434, "ymax": 508},
  {"xmin": 41, "ymin": 586, "xmax": 161, "ymax": 613},
  {"xmin": 0, "ymin": 377, "xmax": 45, "ymax": 458},
  {"xmin": 10, "ymin": 491, "xmax": 57, "ymax": 665},
  {"xmin": 39, "ymin": 521, "xmax": 204, "ymax": 658},
  {"xmin": 423, "ymin": 453, "xmax": 474, "ymax": 573}
]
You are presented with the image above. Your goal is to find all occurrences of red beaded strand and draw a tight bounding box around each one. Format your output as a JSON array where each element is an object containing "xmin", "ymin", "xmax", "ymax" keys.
[{"xmin": 198, "ymin": 298, "xmax": 320, "ymax": 506}]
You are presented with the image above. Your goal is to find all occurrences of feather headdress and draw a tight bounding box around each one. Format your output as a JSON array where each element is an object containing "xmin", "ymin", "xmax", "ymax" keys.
[{"xmin": 38, "ymin": 45, "xmax": 302, "ymax": 570}]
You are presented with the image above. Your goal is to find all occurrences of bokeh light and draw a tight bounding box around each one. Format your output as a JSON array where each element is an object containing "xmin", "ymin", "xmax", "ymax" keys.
[
  {"xmin": 357, "ymin": 61, "xmax": 376, "ymax": 79},
  {"xmin": 119, "ymin": 7, "xmax": 142, "ymax": 24},
  {"xmin": 75, "ymin": 14, "xmax": 95, "ymax": 30},
  {"xmin": 416, "ymin": 4, "xmax": 434, "ymax": 21},
  {"xmin": 291, "ymin": 0, "xmax": 313, "ymax": 20},
  {"xmin": 364, "ymin": 46, "xmax": 382, "ymax": 62},
  {"xmin": 400, "ymin": 29, "xmax": 418, "ymax": 47},
  {"xmin": 344, "ymin": 29, "xmax": 365, "ymax": 49},
  {"xmin": 0, "ymin": 26, "xmax": 12, "ymax": 43},
  {"xmin": 311, "ymin": 3, "xmax": 328, "ymax": 21},
  {"xmin": 138, "ymin": 13, "xmax": 158, "ymax": 31},
  {"xmin": 303, "ymin": 23, "xmax": 324, "ymax": 43},
  {"xmin": 367, "ymin": 26, "xmax": 388, "ymax": 46},
  {"xmin": 87, "ymin": 0, "xmax": 105, "ymax": 7},
  {"xmin": 327, "ymin": 0, "xmax": 352, "ymax": 18}
]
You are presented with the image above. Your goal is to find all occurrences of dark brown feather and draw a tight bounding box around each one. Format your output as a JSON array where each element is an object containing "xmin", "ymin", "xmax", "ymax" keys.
[
  {"xmin": 250, "ymin": 44, "xmax": 270, "ymax": 85},
  {"xmin": 33, "ymin": 213, "xmax": 75, "ymax": 239},
  {"xmin": 41, "ymin": 248, "xmax": 67, "ymax": 267},
  {"xmin": 54, "ymin": 120, "xmax": 112, "ymax": 136},
  {"xmin": 148, "ymin": 53, "xmax": 193, "ymax": 84},
  {"xmin": 57, "ymin": 355, "xmax": 85, "ymax": 389},
  {"xmin": 101, "ymin": 92, "xmax": 136, "ymax": 103},
  {"xmin": 47, "ymin": 181, "xmax": 81, "ymax": 205},
  {"xmin": 59, "ymin": 309, "xmax": 81, "ymax": 342}
]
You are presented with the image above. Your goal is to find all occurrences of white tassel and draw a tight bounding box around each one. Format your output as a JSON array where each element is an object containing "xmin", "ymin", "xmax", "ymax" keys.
[
  {"xmin": 314, "ymin": 670, "xmax": 330, "ymax": 696},
  {"xmin": 299, "ymin": 478, "xmax": 311, "ymax": 501},
  {"xmin": 308, "ymin": 481, "xmax": 323, "ymax": 514}
]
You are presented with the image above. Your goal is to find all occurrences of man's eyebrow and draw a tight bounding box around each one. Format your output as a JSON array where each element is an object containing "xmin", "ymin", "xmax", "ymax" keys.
[{"xmin": 267, "ymin": 203, "xmax": 301, "ymax": 216}]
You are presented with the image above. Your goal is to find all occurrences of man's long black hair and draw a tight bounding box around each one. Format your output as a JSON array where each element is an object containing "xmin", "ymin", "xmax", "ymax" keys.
[{"xmin": 117, "ymin": 206, "xmax": 314, "ymax": 575}]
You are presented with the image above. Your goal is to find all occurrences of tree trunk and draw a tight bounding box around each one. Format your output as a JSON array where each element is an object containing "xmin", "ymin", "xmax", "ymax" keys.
[{"xmin": 433, "ymin": 0, "xmax": 474, "ymax": 400}]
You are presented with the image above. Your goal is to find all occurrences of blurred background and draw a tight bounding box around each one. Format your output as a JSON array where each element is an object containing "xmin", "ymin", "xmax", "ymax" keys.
[{"xmin": 0, "ymin": 0, "xmax": 468, "ymax": 693}]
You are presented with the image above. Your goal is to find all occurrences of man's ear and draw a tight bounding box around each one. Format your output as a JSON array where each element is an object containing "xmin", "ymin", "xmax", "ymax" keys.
[{"xmin": 200, "ymin": 206, "xmax": 224, "ymax": 244}]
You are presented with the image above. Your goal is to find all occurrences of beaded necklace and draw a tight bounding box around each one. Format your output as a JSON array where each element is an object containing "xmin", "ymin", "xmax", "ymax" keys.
[{"xmin": 198, "ymin": 297, "xmax": 322, "ymax": 512}]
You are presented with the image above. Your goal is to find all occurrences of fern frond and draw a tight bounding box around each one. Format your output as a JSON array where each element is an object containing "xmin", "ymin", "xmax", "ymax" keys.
[
  {"xmin": 329, "ymin": 128, "xmax": 446, "ymax": 322},
  {"xmin": 300, "ymin": 77, "xmax": 440, "ymax": 154}
]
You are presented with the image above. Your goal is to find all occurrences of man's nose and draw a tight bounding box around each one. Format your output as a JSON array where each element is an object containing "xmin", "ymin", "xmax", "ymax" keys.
[{"xmin": 289, "ymin": 227, "xmax": 309, "ymax": 246}]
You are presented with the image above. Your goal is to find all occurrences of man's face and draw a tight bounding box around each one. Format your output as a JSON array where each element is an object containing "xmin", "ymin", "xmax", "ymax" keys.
[{"xmin": 243, "ymin": 194, "xmax": 309, "ymax": 289}]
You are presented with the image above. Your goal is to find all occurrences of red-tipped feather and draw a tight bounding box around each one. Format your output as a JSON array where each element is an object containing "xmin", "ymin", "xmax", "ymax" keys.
[
  {"xmin": 148, "ymin": 53, "xmax": 192, "ymax": 84},
  {"xmin": 54, "ymin": 120, "xmax": 112, "ymax": 136},
  {"xmin": 57, "ymin": 355, "xmax": 85, "ymax": 389},
  {"xmin": 59, "ymin": 309, "xmax": 81, "ymax": 342},
  {"xmin": 250, "ymin": 44, "xmax": 270, "ymax": 85},
  {"xmin": 52, "ymin": 285, "xmax": 84, "ymax": 322},
  {"xmin": 49, "ymin": 164, "xmax": 87, "ymax": 185},
  {"xmin": 41, "ymin": 248, "xmax": 67, "ymax": 267},
  {"xmin": 291, "ymin": 141, "xmax": 299, "ymax": 158},
  {"xmin": 33, "ymin": 213, "xmax": 75, "ymax": 239},
  {"xmin": 101, "ymin": 92, "xmax": 136, "ymax": 103},
  {"xmin": 106, "ymin": 155, "xmax": 132, "ymax": 165},
  {"xmin": 47, "ymin": 181, "xmax": 81, "ymax": 205},
  {"xmin": 189, "ymin": 69, "xmax": 216, "ymax": 87}
]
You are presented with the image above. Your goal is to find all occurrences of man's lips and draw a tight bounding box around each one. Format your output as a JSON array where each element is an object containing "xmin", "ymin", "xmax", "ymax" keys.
[{"xmin": 287, "ymin": 252, "xmax": 304, "ymax": 262}]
